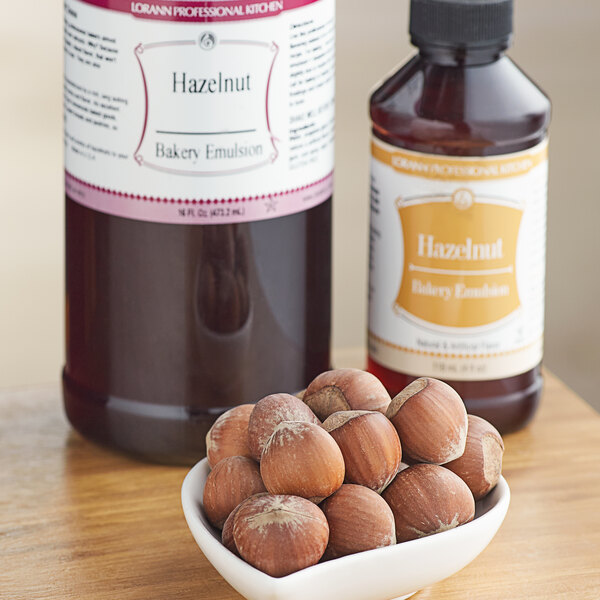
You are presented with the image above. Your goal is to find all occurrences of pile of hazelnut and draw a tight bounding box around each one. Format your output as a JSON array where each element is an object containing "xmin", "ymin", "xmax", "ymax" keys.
[{"xmin": 202, "ymin": 369, "xmax": 504, "ymax": 577}]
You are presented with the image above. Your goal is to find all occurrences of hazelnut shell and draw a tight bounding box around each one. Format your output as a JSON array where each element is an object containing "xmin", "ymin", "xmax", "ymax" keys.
[
  {"xmin": 232, "ymin": 494, "xmax": 329, "ymax": 577},
  {"xmin": 386, "ymin": 378, "xmax": 468, "ymax": 464},
  {"xmin": 320, "ymin": 484, "xmax": 396, "ymax": 560},
  {"xmin": 323, "ymin": 411, "xmax": 402, "ymax": 493},
  {"xmin": 260, "ymin": 421, "xmax": 345, "ymax": 503},
  {"xmin": 247, "ymin": 393, "xmax": 321, "ymax": 461},
  {"xmin": 206, "ymin": 404, "xmax": 254, "ymax": 468},
  {"xmin": 445, "ymin": 414, "xmax": 504, "ymax": 500},
  {"xmin": 303, "ymin": 368, "xmax": 391, "ymax": 421},
  {"xmin": 382, "ymin": 463, "xmax": 475, "ymax": 543},
  {"xmin": 203, "ymin": 456, "xmax": 266, "ymax": 529}
]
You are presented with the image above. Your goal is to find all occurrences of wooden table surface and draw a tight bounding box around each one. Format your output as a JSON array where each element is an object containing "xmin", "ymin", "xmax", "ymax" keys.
[{"xmin": 2, "ymin": 361, "xmax": 600, "ymax": 600}]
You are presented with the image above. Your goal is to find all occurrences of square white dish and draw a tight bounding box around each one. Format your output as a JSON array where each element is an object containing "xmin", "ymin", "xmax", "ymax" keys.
[{"xmin": 182, "ymin": 458, "xmax": 510, "ymax": 600}]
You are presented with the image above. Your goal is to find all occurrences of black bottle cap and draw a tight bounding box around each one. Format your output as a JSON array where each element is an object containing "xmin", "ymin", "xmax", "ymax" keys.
[{"xmin": 410, "ymin": 0, "xmax": 513, "ymax": 48}]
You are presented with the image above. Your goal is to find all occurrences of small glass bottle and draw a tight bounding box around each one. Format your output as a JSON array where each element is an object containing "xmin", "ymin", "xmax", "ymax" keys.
[{"xmin": 367, "ymin": 0, "xmax": 551, "ymax": 432}]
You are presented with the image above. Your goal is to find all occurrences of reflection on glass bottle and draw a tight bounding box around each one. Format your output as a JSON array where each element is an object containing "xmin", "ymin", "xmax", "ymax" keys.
[
  {"xmin": 198, "ymin": 225, "xmax": 250, "ymax": 334},
  {"xmin": 196, "ymin": 225, "xmax": 253, "ymax": 396}
]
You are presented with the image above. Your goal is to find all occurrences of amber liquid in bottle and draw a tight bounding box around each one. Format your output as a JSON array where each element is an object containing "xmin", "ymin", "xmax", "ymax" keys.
[
  {"xmin": 368, "ymin": 44, "xmax": 550, "ymax": 432},
  {"xmin": 64, "ymin": 200, "xmax": 331, "ymax": 463}
]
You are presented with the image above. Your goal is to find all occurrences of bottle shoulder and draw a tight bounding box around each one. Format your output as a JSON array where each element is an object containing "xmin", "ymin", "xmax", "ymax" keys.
[{"xmin": 370, "ymin": 54, "xmax": 551, "ymax": 156}]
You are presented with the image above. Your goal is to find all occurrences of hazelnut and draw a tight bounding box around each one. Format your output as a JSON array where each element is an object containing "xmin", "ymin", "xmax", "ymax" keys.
[
  {"xmin": 382, "ymin": 463, "xmax": 475, "ymax": 543},
  {"xmin": 206, "ymin": 404, "xmax": 254, "ymax": 468},
  {"xmin": 322, "ymin": 411, "xmax": 402, "ymax": 493},
  {"xmin": 445, "ymin": 415, "xmax": 504, "ymax": 500},
  {"xmin": 232, "ymin": 494, "xmax": 329, "ymax": 577},
  {"xmin": 320, "ymin": 484, "xmax": 396, "ymax": 560},
  {"xmin": 247, "ymin": 393, "xmax": 321, "ymax": 461},
  {"xmin": 386, "ymin": 378, "xmax": 468, "ymax": 464},
  {"xmin": 260, "ymin": 421, "xmax": 345, "ymax": 503},
  {"xmin": 203, "ymin": 456, "xmax": 266, "ymax": 529},
  {"xmin": 221, "ymin": 492, "xmax": 268, "ymax": 555},
  {"xmin": 221, "ymin": 504, "xmax": 241, "ymax": 555},
  {"xmin": 303, "ymin": 368, "xmax": 391, "ymax": 421}
]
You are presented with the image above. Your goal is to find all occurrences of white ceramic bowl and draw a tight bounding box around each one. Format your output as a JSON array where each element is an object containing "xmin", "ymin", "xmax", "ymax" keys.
[{"xmin": 182, "ymin": 459, "xmax": 510, "ymax": 600}]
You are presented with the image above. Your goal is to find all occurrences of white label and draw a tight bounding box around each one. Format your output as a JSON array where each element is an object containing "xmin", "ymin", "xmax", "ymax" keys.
[
  {"xmin": 368, "ymin": 138, "xmax": 548, "ymax": 381},
  {"xmin": 64, "ymin": 0, "xmax": 335, "ymax": 224}
]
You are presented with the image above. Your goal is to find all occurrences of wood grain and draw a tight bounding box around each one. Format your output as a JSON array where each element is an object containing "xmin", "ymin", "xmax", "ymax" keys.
[{"xmin": 1, "ymin": 360, "xmax": 600, "ymax": 600}]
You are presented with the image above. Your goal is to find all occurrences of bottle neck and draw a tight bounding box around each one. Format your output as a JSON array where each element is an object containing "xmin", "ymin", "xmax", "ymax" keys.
[{"xmin": 415, "ymin": 42, "xmax": 508, "ymax": 67}]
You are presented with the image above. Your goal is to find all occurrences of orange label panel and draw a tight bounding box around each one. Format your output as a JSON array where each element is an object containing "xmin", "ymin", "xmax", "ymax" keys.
[{"xmin": 395, "ymin": 190, "xmax": 522, "ymax": 329}]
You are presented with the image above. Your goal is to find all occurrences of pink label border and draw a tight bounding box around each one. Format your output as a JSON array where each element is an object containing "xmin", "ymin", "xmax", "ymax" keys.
[
  {"xmin": 76, "ymin": 0, "xmax": 322, "ymax": 22},
  {"xmin": 65, "ymin": 171, "xmax": 333, "ymax": 224}
]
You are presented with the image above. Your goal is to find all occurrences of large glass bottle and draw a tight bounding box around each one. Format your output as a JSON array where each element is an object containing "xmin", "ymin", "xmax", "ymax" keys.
[
  {"xmin": 63, "ymin": 0, "xmax": 335, "ymax": 463},
  {"xmin": 367, "ymin": 0, "xmax": 551, "ymax": 432}
]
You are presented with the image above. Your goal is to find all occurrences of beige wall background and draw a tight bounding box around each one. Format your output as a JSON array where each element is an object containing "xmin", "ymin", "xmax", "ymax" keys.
[{"xmin": 1, "ymin": 1, "xmax": 599, "ymax": 410}]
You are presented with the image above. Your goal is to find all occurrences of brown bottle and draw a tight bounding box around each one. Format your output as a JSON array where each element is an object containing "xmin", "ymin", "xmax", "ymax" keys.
[
  {"xmin": 62, "ymin": 0, "xmax": 335, "ymax": 463},
  {"xmin": 367, "ymin": 0, "xmax": 551, "ymax": 433}
]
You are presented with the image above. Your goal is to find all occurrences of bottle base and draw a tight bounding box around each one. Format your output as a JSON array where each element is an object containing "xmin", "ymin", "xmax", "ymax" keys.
[
  {"xmin": 367, "ymin": 358, "xmax": 542, "ymax": 434},
  {"xmin": 63, "ymin": 370, "xmax": 215, "ymax": 465},
  {"xmin": 461, "ymin": 376, "xmax": 542, "ymax": 434}
]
